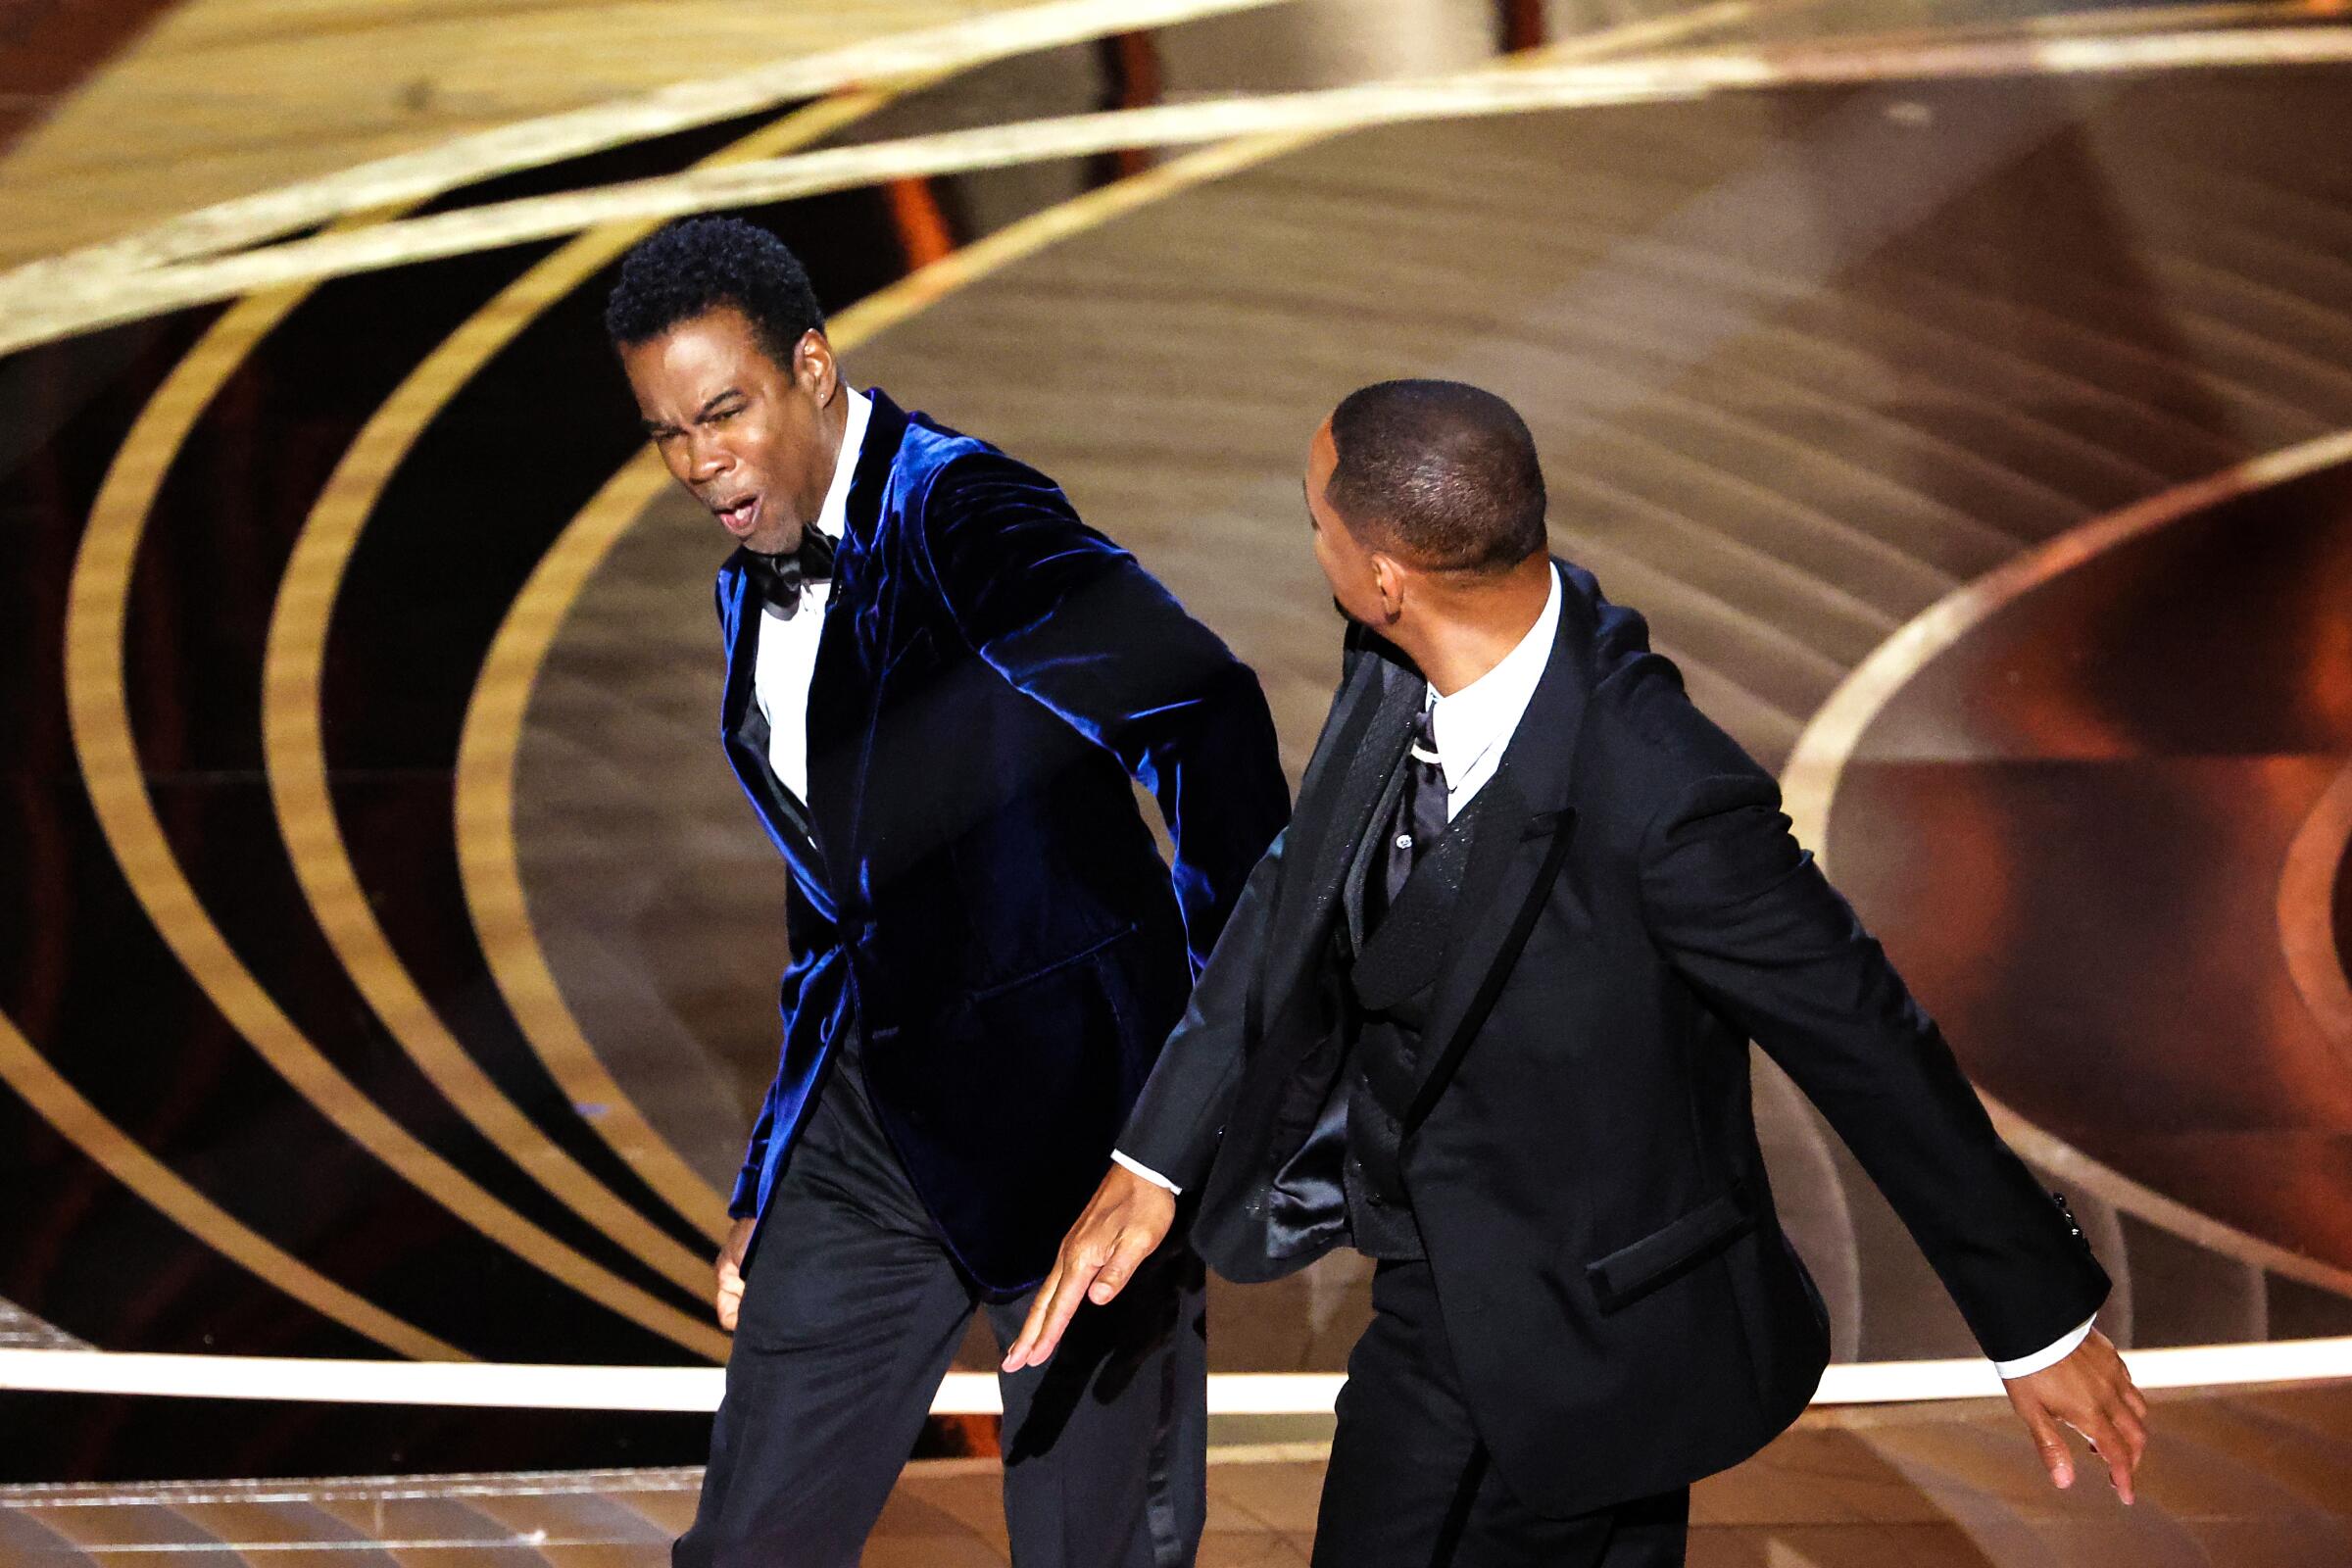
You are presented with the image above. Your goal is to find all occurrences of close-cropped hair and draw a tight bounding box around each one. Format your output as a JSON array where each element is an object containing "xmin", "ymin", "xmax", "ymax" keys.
[
  {"xmin": 604, "ymin": 216, "xmax": 824, "ymax": 368},
  {"xmin": 1326, "ymin": 379, "xmax": 1548, "ymax": 571}
]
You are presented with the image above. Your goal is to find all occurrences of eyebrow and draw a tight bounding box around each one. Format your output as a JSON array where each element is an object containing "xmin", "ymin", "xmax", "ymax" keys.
[{"xmin": 641, "ymin": 387, "xmax": 745, "ymax": 436}]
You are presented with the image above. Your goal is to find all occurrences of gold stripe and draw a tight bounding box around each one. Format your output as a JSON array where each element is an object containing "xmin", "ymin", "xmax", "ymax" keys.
[
  {"xmin": 458, "ymin": 461, "xmax": 706, "ymax": 1229},
  {"xmin": 66, "ymin": 241, "xmax": 732, "ymax": 1364},
  {"xmin": 12, "ymin": 19, "xmax": 2352, "ymax": 354},
  {"xmin": 0, "ymin": 0, "xmax": 1303, "ymax": 289},
  {"xmin": 461, "ymin": 0, "xmax": 1793, "ymax": 1206},
  {"xmin": 1782, "ymin": 427, "xmax": 2352, "ymax": 1299},
  {"xmin": 0, "ymin": 1005, "xmax": 463, "ymax": 1361},
  {"xmin": 270, "ymin": 91, "xmax": 910, "ymax": 1292},
  {"xmin": 824, "ymin": 0, "xmax": 1814, "ymax": 347}
]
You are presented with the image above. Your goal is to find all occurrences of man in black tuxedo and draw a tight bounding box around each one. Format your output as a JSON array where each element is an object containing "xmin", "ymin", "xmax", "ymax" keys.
[
  {"xmin": 1007, "ymin": 379, "xmax": 2148, "ymax": 1565},
  {"xmin": 607, "ymin": 218, "xmax": 1288, "ymax": 1566}
]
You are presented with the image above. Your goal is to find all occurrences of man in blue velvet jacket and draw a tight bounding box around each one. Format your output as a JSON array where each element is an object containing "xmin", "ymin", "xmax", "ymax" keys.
[{"xmin": 607, "ymin": 218, "xmax": 1289, "ymax": 1567}]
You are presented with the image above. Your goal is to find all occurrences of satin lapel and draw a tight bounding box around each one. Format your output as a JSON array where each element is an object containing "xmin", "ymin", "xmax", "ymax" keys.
[
  {"xmin": 1257, "ymin": 651, "xmax": 1419, "ymax": 1010},
  {"xmin": 1299, "ymin": 655, "xmax": 1422, "ymax": 913},
  {"xmin": 1400, "ymin": 564, "xmax": 1596, "ymax": 1131},
  {"xmin": 717, "ymin": 562, "xmax": 837, "ymax": 911},
  {"xmin": 717, "ymin": 557, "xmax": 760, "ymax": 745},
  {"xmin": 803, "ymin": 390, "xmax": 911, "ymax": 881}
]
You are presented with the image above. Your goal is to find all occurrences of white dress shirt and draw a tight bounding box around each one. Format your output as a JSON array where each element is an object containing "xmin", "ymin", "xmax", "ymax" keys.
[
  {"xmin": 1114, "ymin": 566, "xmax": 2091, "ymax": 1378},
  {"xmin": 751, "ymin": 388, "xmax": 870, "ymax": 805}
]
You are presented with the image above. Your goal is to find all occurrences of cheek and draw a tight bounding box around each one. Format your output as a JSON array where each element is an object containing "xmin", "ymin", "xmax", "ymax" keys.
[
  {"xmin": 748, "ymin": 418, "xmax": 806, "ymax": 488},
  {"xmin": 1312, "ymin": 530, "xmax": 1356, "ymax": 595}
]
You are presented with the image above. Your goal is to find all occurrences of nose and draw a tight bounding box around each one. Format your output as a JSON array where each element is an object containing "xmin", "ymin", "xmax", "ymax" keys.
[{"xmin": 684, "ymin": 429, "xmax": 732, "ymax": 487}]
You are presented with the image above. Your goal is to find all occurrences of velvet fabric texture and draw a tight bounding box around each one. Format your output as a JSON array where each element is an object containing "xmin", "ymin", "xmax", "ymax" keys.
[{"xmin": 715, "ymin": 390, "xmax": 1288, "ymax": 1294}]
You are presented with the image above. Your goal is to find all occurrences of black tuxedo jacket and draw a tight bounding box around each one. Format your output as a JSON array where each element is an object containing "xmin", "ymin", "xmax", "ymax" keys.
[
  {"xmin": 716, "ymin": 389, "xmax": 1288, "ymax": 1294},
  {"xmin": 1121, "ymin": 560, "xmax": 2108, "ymax": 1514}
]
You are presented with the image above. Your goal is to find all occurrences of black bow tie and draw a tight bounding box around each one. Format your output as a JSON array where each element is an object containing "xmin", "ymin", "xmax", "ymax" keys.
[{"xmin": 745, "ymin": 529, "xmax": 837, "ymax": 617}]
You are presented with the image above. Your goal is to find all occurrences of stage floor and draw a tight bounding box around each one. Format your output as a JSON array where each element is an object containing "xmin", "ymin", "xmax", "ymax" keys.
[{"xmin": 8, "ymin": 1382, "xmax": 2352, "ymax": 1566}]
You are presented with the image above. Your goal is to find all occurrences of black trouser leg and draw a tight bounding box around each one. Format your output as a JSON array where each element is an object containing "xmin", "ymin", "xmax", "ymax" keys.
[
  {"xmin": 1312, "ymin": 1259, "xmax": 1689, "ymax": 1568},
  {"xmin": 986, "ymin": 1244, "xmax": 1208, "ymax": 1568},
  {"xmin": 675, "ymin": 1062, "xmax": 972, "ymax": 1568}
]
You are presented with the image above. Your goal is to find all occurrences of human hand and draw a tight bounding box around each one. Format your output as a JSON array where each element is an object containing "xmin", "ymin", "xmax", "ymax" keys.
[
  {"xmin": 1001, "ymin": 1164, "xmax": 1176, "ymax": 1371},
  {"xmin": 713, "ymin": 1216, "xmax": 758, "ymax": 1332},
  {"xmin": 2003, "ymin": 1328, "xmax": 2149, "ymax": 1504}
]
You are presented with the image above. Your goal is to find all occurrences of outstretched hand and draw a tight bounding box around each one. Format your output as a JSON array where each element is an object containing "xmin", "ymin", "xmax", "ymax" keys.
[
  {"xmin": 2003, "ymin": 1328, "xmax": 2149, "ymax": 1504},
  {"xmin": 1002, "ymin": 1164, "xmax": 1176, "ymax": 1372}
]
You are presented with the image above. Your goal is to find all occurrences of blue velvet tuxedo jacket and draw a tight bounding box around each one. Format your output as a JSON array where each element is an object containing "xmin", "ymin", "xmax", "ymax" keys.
[{"xmin": 714, "ymin": 389, "xmax": 1288, "ymax": 1294}]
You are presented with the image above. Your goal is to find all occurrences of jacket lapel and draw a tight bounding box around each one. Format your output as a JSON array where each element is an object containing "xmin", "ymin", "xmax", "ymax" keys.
[
  {"xmin": 1254, "ymin": 639, "xmax": 1422, "ymax": 1024},
  {"xmin": 717, "ymin": 564, "xmax": 836, "ymax": 911}
]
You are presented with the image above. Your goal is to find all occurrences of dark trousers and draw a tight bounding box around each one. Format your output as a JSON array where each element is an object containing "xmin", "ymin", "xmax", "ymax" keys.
[
  {"xmin": 1314, "ymin": 1259, "xmax": 1689, "ymax": 1568},
  {"xmin": 676, "ymin": 1050, "xmax": 1207, "ymax": 1568}
]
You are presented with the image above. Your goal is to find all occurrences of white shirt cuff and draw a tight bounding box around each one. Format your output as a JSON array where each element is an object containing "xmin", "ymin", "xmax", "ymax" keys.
[
  {"xmin": 1994, "ymin": 1316, "xmax": 2095, "ymax": 1379},
  {"xmin": 1110, "ymin": 1150, "xmax": 1181, "ymax": 1196}
]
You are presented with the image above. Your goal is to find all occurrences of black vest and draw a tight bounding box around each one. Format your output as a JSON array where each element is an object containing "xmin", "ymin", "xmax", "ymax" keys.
[{"xmin": 1333, "ymin": 736, "xmax": 1487, "ymax": 1260}]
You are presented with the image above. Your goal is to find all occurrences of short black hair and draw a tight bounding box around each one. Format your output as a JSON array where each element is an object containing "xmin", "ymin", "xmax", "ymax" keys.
[
  {"xmin": 604, "ymin": 217, "xmax": 824, "ymax": 367},
  {"xmin": 1325, "ymin": 379, "xmax": 1547, "ymax": 572}
]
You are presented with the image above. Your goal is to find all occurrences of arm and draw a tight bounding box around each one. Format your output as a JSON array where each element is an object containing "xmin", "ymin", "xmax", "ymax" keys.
[
  {"xmin": 917, "ymin": 452, "xmax": 1290, "ymax": 972},
  {"xmin": 1116, "ymin": 824, "xmax": 1287, "ymax": 1188},
  {"xmin": 1632, "ymin": 699, "xmax": 2143, "ymax": 1495},
  {"xmin": 1638, "ymin": 765, "xmax": 2106, "ymax": 1358}
]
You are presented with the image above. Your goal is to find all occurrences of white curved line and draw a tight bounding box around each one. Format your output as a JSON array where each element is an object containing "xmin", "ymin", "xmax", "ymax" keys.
[
  {"xmin": 0, "ymin": 0, "xmax": 1301, "ymax": 288},
  {"xmin": 2, "ymin": 1340, "xmax": 2348, "ymax": 1413},
  {"xmin": 1783, "ymin": 427, "xmax": 2352, "ymax": 1302},
  {"xmin": 12, "ymin": 24, "xmax": 2352, "ymax": 356}
]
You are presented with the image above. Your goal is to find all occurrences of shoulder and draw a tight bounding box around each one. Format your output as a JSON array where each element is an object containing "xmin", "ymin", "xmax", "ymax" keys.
[
  {"xmin": 894, "ymin": 414, "xmax": 1064, "ymax": 517},
  {"xmin": 1578, "ymin": 609, "xmax": 1777, "ymax": 821},
  {"xmin": 1590, "ymin": 658, "xmax": 1768, "ymax": 789}
]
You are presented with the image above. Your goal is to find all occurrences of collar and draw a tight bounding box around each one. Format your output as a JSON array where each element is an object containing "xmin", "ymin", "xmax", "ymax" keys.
[
  {"xmin": 1424, "ymin": 565, "xmax": 1564, "ymax": 794},
  {"xmin": 810, "ymin": 386, "xmax": 872, "ymax": 547}
]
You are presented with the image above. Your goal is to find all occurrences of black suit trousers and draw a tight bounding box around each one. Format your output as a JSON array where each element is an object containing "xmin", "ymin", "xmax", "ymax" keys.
[
  {"xmin": 675, "ymin": 1045, "xmax": 1207, "ymax": 1568},
  {"xmin": 1316, "ymin": 1259, "xmax": 1689, "ymax": 1568}
]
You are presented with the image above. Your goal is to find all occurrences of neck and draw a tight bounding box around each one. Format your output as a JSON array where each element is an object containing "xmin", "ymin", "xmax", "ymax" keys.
[
  {"xmin": 792, "ymin": 387, "xmax": 854, "ymax": 538},
  {"xmin": 1389, "ymin": 554, "xmax": 1552, "ymax": 697}
]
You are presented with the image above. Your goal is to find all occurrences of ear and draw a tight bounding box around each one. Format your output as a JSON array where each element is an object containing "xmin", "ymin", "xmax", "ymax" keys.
[
  {"xmin": 1371, "ymin": 553, "xmax": 1408, "ymax": 624},
  {"xmin": 794, "ymin": 329, "xmax": 838, "ymax": 403}
]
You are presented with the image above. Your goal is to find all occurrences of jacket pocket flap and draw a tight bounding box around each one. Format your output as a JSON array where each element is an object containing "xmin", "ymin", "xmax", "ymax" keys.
[{"xmin": 1586, "ymin": 1182, "xmax": 1752, "ymax": 1313}]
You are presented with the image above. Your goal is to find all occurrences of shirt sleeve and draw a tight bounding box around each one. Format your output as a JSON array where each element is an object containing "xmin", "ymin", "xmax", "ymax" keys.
[
  {"xmin": 1993, "ymin": 1316, "xmax": 2095, "ymax": 1379},
  {"xmin": 1110, "ymin": 1149, "xmax": 1182, "ymax": 1196}
]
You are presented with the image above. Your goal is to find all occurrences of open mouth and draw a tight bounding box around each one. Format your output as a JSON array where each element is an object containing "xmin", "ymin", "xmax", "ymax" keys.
[{"xmin": 711, "ymin": 494, "xmax": 762, "ymax": 537}]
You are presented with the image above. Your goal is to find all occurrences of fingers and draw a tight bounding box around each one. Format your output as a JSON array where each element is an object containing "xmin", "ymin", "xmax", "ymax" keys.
[
  {"xmin": 1002, "ymin": 1167, "xmax": 1177, "ymax": 1372},
  {"xmin": 2021, "ymin": 1399, "xmax": 2077, "ymax": 1491},
  {"xmin": 712, "ymin": 1254, "xmax": 745, "ymax": 1332},
  {"xmin": 1001, "ymin": 1259, "xmax": 1063, "ymax": 1370},
  {"xmin": 1088, "ymin": 1227, "xmax": 1158, "ymax": 1306},
  {"xmin": 2096, "ymin": 1394, "xmax": 2148, "ymax": 1505},
  {"xmin": 1004, "ymin": 1253, "xmax": 1095, "ymax": 1373},
  {"xmin": 2034, "ymin": 1381, "xmax": 2147, "ymax": 1506},
  {"xmin": 2065, "ymin": 1410, "xmax": 2136, "ymax": 1507}
]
